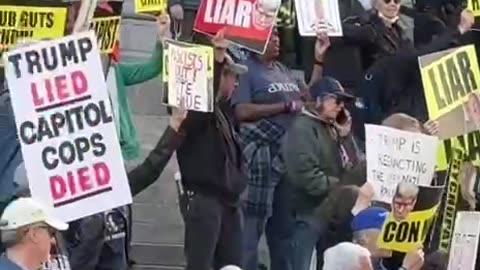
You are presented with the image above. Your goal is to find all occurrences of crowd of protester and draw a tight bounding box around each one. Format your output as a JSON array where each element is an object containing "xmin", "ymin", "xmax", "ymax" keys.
[{"xmin": 0, "ymin": 0, "xmax": 478, "ymax": 270}]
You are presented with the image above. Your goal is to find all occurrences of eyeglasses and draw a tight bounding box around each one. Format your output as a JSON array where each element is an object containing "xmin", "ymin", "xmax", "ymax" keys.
[{"xmin": 383, "ymin": 0, "xmax": 401, "ymax": 4}]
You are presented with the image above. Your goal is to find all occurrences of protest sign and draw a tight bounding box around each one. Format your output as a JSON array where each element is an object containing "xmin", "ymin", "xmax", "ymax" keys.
[
  {"xmin": 193, "ymin": 0, "xmax": 280, "ymax": 54},
  {"xmin": 439, "ymin": 146, "xmax": 464, "ymax": 252},
  {"xmin": 377, "ymin": 183, "xmax": 444, "ymax": 253},
  {"xmin": 365, "ymin": 124, "xmax": 438, "ymax": 204},
  {"xmin": 419, "ymin": 45, "xmax": 480, "ymax": 139},
  {"xmin": 435, "ymin": 130, "xmax": 480, "ymax": 171},
  {"xmin": 294, "ymin": 0, "xmax": 342, "ymax": 36},
  {"xmin": 90, "ymin": 16, "xmax": 120, "ymax": 53},
  {"xmin": 447, "ymin": 212, "xmax": 480, "ymax": 270},
  {"xmin": 134, "ymin": 0, "xmax": 167, "ymax": 13},
  {"xmin": 4, "ymin": 31, "xmax": 132, "ymax": 222},
  {"xmin": 162, "ymin": 39, "xmax": 214, "ymax": 112},
  {"xmin": 468, "ymin": 0, "xmax": 480, "ymax": 17},
  {"xmin": 0, "ymin": 4, "xmax": 67, "ymax": 55},
  {"xmin": 65, "ymin": 1, "xmax": 122, "ymax": 54}
]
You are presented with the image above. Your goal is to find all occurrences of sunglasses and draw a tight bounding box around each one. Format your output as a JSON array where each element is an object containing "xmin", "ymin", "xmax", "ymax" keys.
[{"xmin": 383, "ymin": 0, "xmax": 401, "ymax": 4}]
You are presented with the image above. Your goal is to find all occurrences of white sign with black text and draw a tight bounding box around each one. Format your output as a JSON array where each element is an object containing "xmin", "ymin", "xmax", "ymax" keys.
[
  {"xmin": 365, "ymin": 124, "xmax": 438, "ymax": 203},
  {"xmin": 4, "ymin": 31, "xmax": 132, "ymax": 222}
]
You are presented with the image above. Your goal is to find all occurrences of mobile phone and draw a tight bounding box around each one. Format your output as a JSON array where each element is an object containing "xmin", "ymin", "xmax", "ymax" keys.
[{"xmin": 336, "ymin": 109, "xmax": 348, "ymax": 124}]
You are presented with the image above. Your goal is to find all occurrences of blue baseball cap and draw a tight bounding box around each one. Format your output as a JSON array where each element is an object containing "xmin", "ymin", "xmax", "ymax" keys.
[
  {"xmin": 351, "ymin": 207, "xmax": 388, "ymax": 232},
  {"xmin": 309, "ymin": 77, "xmax": 355, "ymax": 102}
]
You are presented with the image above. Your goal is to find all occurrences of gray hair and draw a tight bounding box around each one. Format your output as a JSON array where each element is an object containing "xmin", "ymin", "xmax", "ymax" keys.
[
  {"xmin": 394, "ymin": 182, "xmax": 419, "ymax": 200},
  {"xmin": 323, "ymin": 242, "xmax": 371, "ymax": 270}
]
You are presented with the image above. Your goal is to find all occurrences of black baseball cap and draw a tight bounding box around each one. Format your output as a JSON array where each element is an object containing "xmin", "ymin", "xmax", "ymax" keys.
[{"xmin": 309, "ymin": 77, "xmax": 355, "ymax": 102}]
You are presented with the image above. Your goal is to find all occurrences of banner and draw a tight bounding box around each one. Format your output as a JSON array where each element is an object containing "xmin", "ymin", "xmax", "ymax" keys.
[
  {"xmin": 162, "ymin": 39, "xmax": 214, "ymax": 112},
  {"xmin": 0, "ymin": 4, "xmax": 67, "ymax": 54},
  {"xmin": 377, "ymin": 183, "xmax": 444, "ymax": 252},
  {"xmin": 294, "ymin": 0, "xmax": 342, "ymax": 36},
  {"xmin": 419, "ymin": 45, "xmax": 480, "ymax": 139},
  {"xmin": 438, "ymin": 147, "xmax": 464, "ymax": 252},
  {"xmin": 468, "ymin": 0, "xmax": 480, "ymax": 17},
  {"xmin": 4, "ymin": 31, "xmax": 132, "ymax": 222},
  {"xmin": 193, "ymin": 0, "xmax": 280, "ymax": 54},
  {"xmin": 447, "ymin": 211, "xmax": 480, "ymax": 270},
  {"xmin": 134, "ymin": 0, "xmax": 167, "ymax": 13},
  {"xmin": 365, "ymin": 124, "xmax": 438, "ymax": 204}
]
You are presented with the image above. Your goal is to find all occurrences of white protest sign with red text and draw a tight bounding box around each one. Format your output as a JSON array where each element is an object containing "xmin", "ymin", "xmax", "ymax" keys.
[
  {"xmin": 194, "ymin": 0, "xmax": 280, "ymax": 53},
  {"xmin": 5, "ymin": 31, "xmax": 132, "ymax": 222}
]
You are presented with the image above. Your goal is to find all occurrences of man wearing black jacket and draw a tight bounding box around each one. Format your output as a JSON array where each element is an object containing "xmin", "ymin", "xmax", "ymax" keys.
[{"xmin": 176, "ymin": 32, "xmax": 248, "ymax": 270}]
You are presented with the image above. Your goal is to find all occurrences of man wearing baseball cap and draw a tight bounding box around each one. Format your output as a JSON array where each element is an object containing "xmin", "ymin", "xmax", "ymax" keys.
[
  {"xmin": 0, "ymin": 197, "xmax": 68, "ymax": 270},
  {"xmin": 283, "ymin": 76, "xmax": 361, "ymax": 270}
]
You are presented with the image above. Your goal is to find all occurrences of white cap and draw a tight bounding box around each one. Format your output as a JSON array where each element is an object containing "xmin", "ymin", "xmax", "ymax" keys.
[
  {"xmin": 220, "ymin": 266, "xmax": 242, "ymax": 270},
  {"xmin": 0, "ymin": 198, "xmax": 68, "ymax": 231}
]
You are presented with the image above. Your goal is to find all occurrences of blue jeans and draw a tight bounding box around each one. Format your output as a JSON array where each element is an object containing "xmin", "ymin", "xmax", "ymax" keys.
[
  {"xmin": 291, "ymin": 216, "xmax": 326, "ymax": 270},
  {"xmin": 242, "ymin": 180, "xmax": 295, "ymax": 270}
]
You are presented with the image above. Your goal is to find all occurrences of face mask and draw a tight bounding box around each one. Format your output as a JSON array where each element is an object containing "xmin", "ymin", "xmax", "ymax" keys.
[{"xmin": 378, "ymin": 11, "xmax": 399, "ymax": 24}]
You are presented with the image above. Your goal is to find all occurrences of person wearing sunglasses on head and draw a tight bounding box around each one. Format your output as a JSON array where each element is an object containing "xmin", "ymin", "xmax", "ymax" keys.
[{"xmin": 0, "ymin": 197, "xmax": 69, "ymax": 270}]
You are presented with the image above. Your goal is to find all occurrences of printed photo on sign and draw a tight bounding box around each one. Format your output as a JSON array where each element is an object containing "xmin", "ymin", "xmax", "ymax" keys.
[
  {"xmin": 376, "ymin": 183, "xmax": 444, "ymax": 253},
  {"xmin": 419, "ymin": 45, "xmax": 480, "ymax": 140},
  {"xmin": 65, "ymin": 0, "xmax": 122, "ymax": 54},
  {"xmin": 365, "ymin": 124, "xmax": 438, "ymax": 204},
  {"xmin": 294, "ymin": 0, "xmax": 342, "ymax": 36},
  {"xmin": 135, "ymin": 0, "xmax": 168, "ymax": 14},
  {"xmin": 161, "ymin": 39, "xmax": 214, "ymax": 112},
  {"xmin": 4, "ymin": 31, "xmax": 132, "ymax": 222},
  {"xmin": 447, "ymin": 211, "xmax": 480, "ymax": 270},
  {"xmin": 193, "ymin": 0, "xmax": 280, "ymax": 54},
  {"xmin": 0, "ymin": 3, "xmax": 68, "ymax": 59}
]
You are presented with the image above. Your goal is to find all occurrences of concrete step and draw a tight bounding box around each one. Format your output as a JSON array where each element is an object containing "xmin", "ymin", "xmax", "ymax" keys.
[{"xmin": 130, "ymin": 243, "xmax": 185, "ymax": 267}]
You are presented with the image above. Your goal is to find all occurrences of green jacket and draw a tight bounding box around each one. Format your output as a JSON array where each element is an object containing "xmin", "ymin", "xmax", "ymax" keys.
[
  {"xmin": 283, "ymin": 111, "xmax": 344, "ymax": 214},
  {"xmin": 110, "ymin": 41, "xmax": 163, "ymax": 160}
]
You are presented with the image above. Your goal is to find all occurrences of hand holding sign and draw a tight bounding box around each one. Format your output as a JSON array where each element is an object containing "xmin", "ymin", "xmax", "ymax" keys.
[
  {"xmin": 314, "ymin": 30, "xmax": 330, "ymax": 61},
  {"xmin": 157, "ymin": 14, "xmax": 172, "ymax": 41},
  {"xmin": 402, "ymin": 248, "xmax": 425, "ymax": 270},
  {"xmin": 169, "ymin": 3, "xmax": 184, "ymax": 21},
  {"xmin": 459, "ymin": 9, "xmax": 475, "ymax": 34},
  {"xmin": 170, "ymin": 98, "xmax": 188, "ymax": 132},
  {"xmin": 212, "ymin": 28, "xmax": 229, "ymax": 62},
  {"xmin": 422, "ymin": 120, "xmax": 439, "ymax": 136}
]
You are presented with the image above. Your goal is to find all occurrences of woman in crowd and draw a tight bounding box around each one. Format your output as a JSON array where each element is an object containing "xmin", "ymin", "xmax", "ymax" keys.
[{"xmin": 230, "ymin": 26, "xmax": 329, "ymax": 270}]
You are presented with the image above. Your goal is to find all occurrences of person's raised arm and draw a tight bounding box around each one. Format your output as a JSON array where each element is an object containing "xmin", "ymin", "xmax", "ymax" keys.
[
  {"xmin": 308, "ymin": 28, "xmax": 331, "ymax": 87},
  {"xmin": 118, "ymin": 14, "xmax": 171, "ymax": 86},
  {"xmin": 128, "ymin": 105, "xmax": 187, "ymax": 196}
]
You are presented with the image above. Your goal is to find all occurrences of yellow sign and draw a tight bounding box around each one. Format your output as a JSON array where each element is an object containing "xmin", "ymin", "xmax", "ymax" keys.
[
  {"xmin": 438, "ymin": 146, "xmax": 463, "ymax": 252},
  {"xmin": 468, "ymin": 0, "xmax": 480, "ymax": 17},
  {"xmin": 420, "ymin": 45, "xmax": 480, "ymax": 120},
  {"xmin": 135, "ymin": 0, "xmax": 168, "ymax": 13},
  {"xmin": 377, "ymin": 207, "xmax": 438, "ymax": 252},
  {"xmin": 0, "ymin": 5, "xmax": 67, "ymax": 50},
  {"xmin": 90, "ymin": 16, "xmax": 121, "ymax": 54},
  {"xmin": 435, "ymin": 130, "xmax": 480, "ymax": 171}
]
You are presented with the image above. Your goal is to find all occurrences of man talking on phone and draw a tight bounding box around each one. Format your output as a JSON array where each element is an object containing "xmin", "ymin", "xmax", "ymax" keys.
[{"xmin": 282, "ymin": 76, "xmax": 363, "ymax": 270}]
